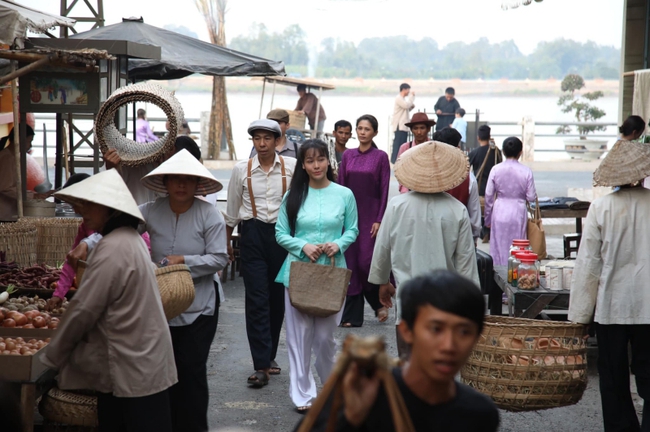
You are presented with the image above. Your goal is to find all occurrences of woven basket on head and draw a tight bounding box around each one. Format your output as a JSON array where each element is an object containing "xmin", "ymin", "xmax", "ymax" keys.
[
  {"xmin": 39, "ymin": 387, "xmax": 97, "ymax": 427},
  {"xmin": 156, "ymin": 264, "xmax": 195, "ymax": 320},
  {"xmin": 461, "ymin": 316, "xmax": 587, "ymax": 411},
  {"xmin": 95, "ymin": 82, "xmax": 185, "ymax": 167},
  {"xmin": 18, "ymin": 218, "xmax": 82, "ymax": 266},
  {"xmin": 0, "ymin": 222, "xmax": 38, "ymax": 267}
]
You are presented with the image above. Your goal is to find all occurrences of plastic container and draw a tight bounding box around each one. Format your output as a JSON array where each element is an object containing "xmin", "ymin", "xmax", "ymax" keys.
[
  {"xmin": 517, "ymin": 253, "xmax": 539, "ymax": 290},
  {"xmin": 547, "ymin": 266, "xmax": 563, "ymax": 291}
]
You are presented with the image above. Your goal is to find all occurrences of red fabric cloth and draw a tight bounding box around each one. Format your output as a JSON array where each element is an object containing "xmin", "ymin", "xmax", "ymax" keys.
[{"xmin": 446, "ymin": 176, "xmax": 470, "ymax": 206}]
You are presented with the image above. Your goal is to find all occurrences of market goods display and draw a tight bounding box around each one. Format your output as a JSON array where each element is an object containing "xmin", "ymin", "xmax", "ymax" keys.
[
  {"xmin": 461, "ymin": 316, "xmax": 587, "ymax": 411},
  {"xmin": 0, "ymin": 295, "xmax": 68, "ymax": 315},
  {"xmin": 0, "ymin": 336, "xmax": 50, "ymax": 355},
  {"xmin": 0, "ymin": 304, "xmax": 61, "ymax": 329},
  {"xmin": 0, "ymin": 264, "xmax": 62, "ymax": 290},
  {"xmin": 0, "ymin": 224, "xmax": 37, "ymax": 267},
  {"xmin": 17, "ymin": 217, "xmax": 82, "ymax": 266},
  {"xmin": 95, "ymin": 82, "xmax": 184, "ymax": 167}
]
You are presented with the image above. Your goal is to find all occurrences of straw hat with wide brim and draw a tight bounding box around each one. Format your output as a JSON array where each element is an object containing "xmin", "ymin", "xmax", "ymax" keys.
[
  {"xmin": 141, "ymin": 149, "xmax": 223, "ymax": 195},
  {"xmin": 54, "ymin": 169, "xmax": 144, "ymax": 222},
  {"xmin": 593, "ymin": 140, "xmax": 650, "ymax": 187},
  {"xmin": 395, "ymin": 141, "xmax": 469, "ymax": 193}
]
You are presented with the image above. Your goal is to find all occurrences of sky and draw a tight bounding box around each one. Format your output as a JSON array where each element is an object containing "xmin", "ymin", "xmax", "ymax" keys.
[{"xmin": 23, "ymin": 0, "xmax": 623, "ymax": 55}]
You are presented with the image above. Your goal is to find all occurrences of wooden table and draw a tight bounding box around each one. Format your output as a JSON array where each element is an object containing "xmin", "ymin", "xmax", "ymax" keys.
[
  {"xmin": 493, "ymin": 266, "xmax": 570, "ymax": 318},
  {"xmin": 539, "ymin": 208, "xmax": 589, "ymax": 234},
  {"xmin": 2, "ymin": 368, "xmax": 57, "ymax": 432}
]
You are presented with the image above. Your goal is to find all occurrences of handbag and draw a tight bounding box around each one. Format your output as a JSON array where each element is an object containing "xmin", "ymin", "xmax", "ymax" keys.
[
  {"xmin": 289, "ymin": 257, "xmax": 351, "ymax": 317},
  {"xmin": 527, "ymin": 197, "xmax": 547, "ymax": 259}
]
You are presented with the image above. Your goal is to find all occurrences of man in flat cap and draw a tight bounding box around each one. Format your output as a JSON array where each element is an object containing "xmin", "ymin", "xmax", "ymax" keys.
[{"xmin": 250, "ymin": 109, "xmax": 301, "ymax": 159}]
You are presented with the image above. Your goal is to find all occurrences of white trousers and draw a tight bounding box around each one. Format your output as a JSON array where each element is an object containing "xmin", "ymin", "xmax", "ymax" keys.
[{"xmin": 284, "ymin": 292, "xmax": 344, "ymax": 407}]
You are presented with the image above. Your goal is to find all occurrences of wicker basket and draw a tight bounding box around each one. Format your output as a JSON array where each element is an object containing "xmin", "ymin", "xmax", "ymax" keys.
[
  {"xmin": 39, "ymin": 388, "xmax": 98, "ymax": 427},
  {"xmin": 19, "ymin": 217, "xmax": 82, "ymax": 266},
  {"xmin": 461, "ymin": 316, "xmax": 587, "ymax": 411},
  {"xmin": 156, "ymin": 264, "xmax": 195, "ymax": 320},
  {"xmin": 0, "ymin": 222, "xmax": 38, "ymax": 267},
  {"xmin": 95, "ymin": 82, "xmax": 184, "ymax": 167},
  {"xmin": 286, "ymin": 109, "xmax": 306, "ymax": 130}
]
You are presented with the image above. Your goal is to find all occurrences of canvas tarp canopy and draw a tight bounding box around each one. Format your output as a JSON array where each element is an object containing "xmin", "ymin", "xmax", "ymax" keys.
[
  {"xmin": 0, "ymin": 0, "xmax": 75, "ymax": 48},
  {"xmin": 68, "ymin": 17, "xmax": 284, "ymax": 80}
]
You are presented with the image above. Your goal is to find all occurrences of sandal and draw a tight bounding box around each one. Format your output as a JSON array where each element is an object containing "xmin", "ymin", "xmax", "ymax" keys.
[
  {"xmin": 247, "ymin": 371, "xmax": 269, "ymax": 388},
  {"xmin": 340, "ymin": 322, "xmax": 353, "ymax": 328},
  {"xmin": 296, "ymin": 406, "xmax": 311, "ymax": 414},
  {"xmin": 269, "ymin": 360, "xmax": 281, "ymax": 375},
  {"xmin": 377, "ymin": 307, "xmax": 389, "ymax": 323}
]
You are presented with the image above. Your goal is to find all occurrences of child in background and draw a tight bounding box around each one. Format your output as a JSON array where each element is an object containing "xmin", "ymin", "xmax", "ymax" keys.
[{"xmin": 452, "ymin": 108, "xmax": 468, "ymax": 149}]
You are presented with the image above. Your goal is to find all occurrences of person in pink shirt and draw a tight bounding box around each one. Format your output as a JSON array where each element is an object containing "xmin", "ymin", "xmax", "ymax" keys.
[
  {"xmin": 136, "ymin": 109, "xmax": 158, "ymax": 143},
  {"xmin": 396, "ymin": 112, "xmax": 436, "ymax": 194}
]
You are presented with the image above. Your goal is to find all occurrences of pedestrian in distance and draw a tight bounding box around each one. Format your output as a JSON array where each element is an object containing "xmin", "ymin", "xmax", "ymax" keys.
[
  {"xmin": 395, "ymin": 112, "xmax": 436, "ymax": 194},
  {"xmin": 332, "ymin": 119, "xmax": 353, "ymax": 164},
  {"xmin": 483, "ymin": 137, "xmax": 537, "ymax": 266},
  {"xmin": 451, "ymin": 108, "xmax": 468, "ymax": 148},
  {"xmin": 434, "ymin": 87, "xmax": 460, "ymax": 131},
  {"xmin": 296, "ymin": 84, "xmax": 327, "ymax": 133},
  {"xmin": 570, "ymin": 118, "xmax": 650, "ymax": 432},
  {"xmin": 390, "ymin": 83, "xmax": 415, "ymax": 163},
  {"xmin": 224, "ymin": 119, "xmax": 297, "ymax": 388},
  {"xmin": 275, "ymin": 139, "xmax": 359, "ymax": 413},
  {"xmin": 295, "ymin": 270, "xmax": 499, "ymax": 431},
  {"xmin": 338, "ymin": 114, "xmax": 391, "ymax": 328}
]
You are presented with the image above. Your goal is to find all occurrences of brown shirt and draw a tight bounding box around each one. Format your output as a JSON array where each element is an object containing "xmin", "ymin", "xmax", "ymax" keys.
[
  {"xmin": 295, "ymin": 93, "xmax": 326, "ymax": 127},
  {"xmin": 0, "ymin": 144, "xmax": 18, "ymax": 221},
  {"xmin": 42, "ymin": 227, "xmax": 177, "ymax": 397}
]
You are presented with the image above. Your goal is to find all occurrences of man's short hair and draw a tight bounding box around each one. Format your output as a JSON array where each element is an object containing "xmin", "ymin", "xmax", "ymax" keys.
[
  {"xmin": 297, "ymin": 84, "xmax": 307, "ymax": 92},
  {"xmin": 433, "ymin": 127, "xmax": 462, "ymax": 147},
  {"xmin": 399, "ymin": 83, "xmax": 411, "ymax": 92},
  {"xmin": 334, "ymin": 120, "xmax": 352, "ymax": 130},
  {"xmin": 456, "ymin": 108, "xmax": 466, "ymax": 117},
  {"xmin": 174, "ymin": 136, "xmax": 201, "ymax": 161},
  {"xmin": 400, "ymin": 270, "xmax": 485, "ymax": 334},
  {"xmin": 478, "ymin": 125, "xmax": 491, "ymax": 141},
  {"xmin": 445, "ymin": 87, "xmax": 455, "ymax": 95}
]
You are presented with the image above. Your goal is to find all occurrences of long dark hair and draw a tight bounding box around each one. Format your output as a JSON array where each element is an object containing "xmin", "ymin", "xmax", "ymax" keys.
[
  {"xmin": 356, "ymin": 114, "xmax": 379, "ymax": 149},
  {"xmin": 102, "ymin": 210, "xmax": 140, "ymax": 236},
  {"xmin": 285, "ymin": 139, "xmax": 335, "ymax": 234}
]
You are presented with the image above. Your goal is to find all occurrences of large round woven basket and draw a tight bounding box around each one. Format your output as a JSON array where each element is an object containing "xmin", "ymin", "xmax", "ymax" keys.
[
  {"xmin": 18, "ymin": 217, "xmax": 82, "ymax": 266},
  {"xmin": 39, "ymin": 387, "xmax": 97, "ymax": 427},
  {"xmin": 95, "ymin": 82, "xmax": 184, "ymax": 167},
  {"xmin": 461, "ymin": 316, "xmax": 587, "ymax": 411},
  {"xmin": 156, "ymin": 264, "xmax": 195, "ymax": 320},
  {"xmin": 0, "ymin": 222, "xmax": 37, "ymax": 266}
]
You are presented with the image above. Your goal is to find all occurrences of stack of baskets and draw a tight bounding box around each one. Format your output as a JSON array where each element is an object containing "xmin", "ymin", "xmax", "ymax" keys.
[
  {"xmin": 18, "ymin": 218, "xmax": 82, "ymax": 266},
  {"xmin": 156, "ymin": 264, "xmax": 195, "ymax": 320},
  {"xmin": 0, "ymin": 222, "xmax": 37, "ymax": 266},
  {"xmin": 95, "ymin": 82, "xmax": 184, "ymax": 167},
  {"xmin": 461, "ymin": 316, "xmax": 587, "ymax": 411},
  {"xmin": 39, "ymin": 387, "xmax": 97, "ymax": 429},
  {"xmin": 287, "ymin": 109, "xmax": 306, "ymax": 130}
]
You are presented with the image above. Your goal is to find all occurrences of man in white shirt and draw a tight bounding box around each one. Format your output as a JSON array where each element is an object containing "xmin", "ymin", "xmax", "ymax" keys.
[
  {"xmin": 224, "ymin": 119, "xmax": 297, "ymax": 388},
  {"xmin": 391, "ymin": 83, "xmax": 415, "ymax": 163},
  {"xmin": 369, "ymin": 141, "xmax": 479, "ymax": 358}
]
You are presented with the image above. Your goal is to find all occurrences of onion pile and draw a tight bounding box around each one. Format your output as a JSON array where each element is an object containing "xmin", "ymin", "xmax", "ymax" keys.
[
  {"xmin": 0, "ymin": 337, "xmax": 50, "ymax": 355},
  {"xmin": 0, "ymin": 308, "xmax": 59, "ymax": 329}
]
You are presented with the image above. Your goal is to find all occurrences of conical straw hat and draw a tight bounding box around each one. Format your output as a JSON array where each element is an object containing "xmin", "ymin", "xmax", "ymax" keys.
[
  {"xmin": 593, "ymin": 140, "xmax": 650, "ymax": 187},
  {"xmin": 54, "ymin": 169, "xmax": 144, "ymax": 222},
  {"xmin": 141, "ymin": 149, "xmax": 223, "ymax": 195},
  {"xmin": 394, "ymin": 141, "xmax": 469, "ymax": 194}
]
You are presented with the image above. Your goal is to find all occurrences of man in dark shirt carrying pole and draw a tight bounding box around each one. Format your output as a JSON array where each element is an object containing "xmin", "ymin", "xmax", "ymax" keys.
[
  {"xmin": 433, "ymin": 87, "xmax": 460, "ymax": 131},
  {"xmin": 296, "ymin": 271, "xmax": 499, "ymax": 432}
]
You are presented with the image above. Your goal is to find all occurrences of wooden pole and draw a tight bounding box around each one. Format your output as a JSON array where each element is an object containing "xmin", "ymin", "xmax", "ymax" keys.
[
  {"xmin": 10, "ymin": 61, "xmax": 23, "ymax": 218},
  {"xmin": 0, "ymin": 55, "xmax": 53, "ymax": 86},
  {"xmin": 259, "ymin": 79, "xmax": 266, "ymax": 119},
  {"xmin": 270, "ymin": 81, "xmax": 276, "ymax": 111}
]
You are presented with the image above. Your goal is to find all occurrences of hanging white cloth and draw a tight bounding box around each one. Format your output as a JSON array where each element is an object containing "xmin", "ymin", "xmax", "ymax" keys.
[
  {"xmin": 633, "ymin": 69, "xmax": 650, "ymax": 134},
  {"xmin": 284, "ymin": 293, "xmax": 344, "ymax": 407}
]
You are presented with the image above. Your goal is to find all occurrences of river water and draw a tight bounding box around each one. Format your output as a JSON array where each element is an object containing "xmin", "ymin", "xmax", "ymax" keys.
[{"xmin": 30, "ymin": 92, "xmax": 620, "ymax": 162}]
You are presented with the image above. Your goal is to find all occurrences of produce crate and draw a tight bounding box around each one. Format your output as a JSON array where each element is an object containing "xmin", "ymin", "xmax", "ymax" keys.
[
  {"xmin": 0, "ymin": 327, "xmax": 56, "ymax": 338},
  {"xmin": 286, "ymin": 109, "xmax": 306, "ymax": 130},
  {"xmin": 18, "ymin": 218, "xmax": 82, "ymax": 266},
  {"xmin": 0, "ymin": 333, "xmax": 50, "ymax": 381}
]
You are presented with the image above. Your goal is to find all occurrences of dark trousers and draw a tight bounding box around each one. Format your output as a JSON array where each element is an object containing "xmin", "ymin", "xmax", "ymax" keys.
[
  {"xmin": 341, "ymin": 288, "xmax": 382, "ymax": 327},
  {"xmin": 97, "ymin": 390, "xmax": 172, "ymax": 432},
  {"xmin": 596, "ymin": 323, "xmax": 650, "ymax": 432},
  {"xmin": 391, "ymin": 130, "xmax": 408, "ymax": 163},
  {"xmin": 240, "ymin": 219, "xmax": 287, "ymax": 370},
  {"xmin": 169, "ymin": 306, "xmax": 220, "ymax": 432}
]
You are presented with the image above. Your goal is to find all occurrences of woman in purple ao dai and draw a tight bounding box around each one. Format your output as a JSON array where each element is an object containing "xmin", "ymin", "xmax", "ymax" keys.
[
  {"xmin": 484, "ymin": 137, "xmax": 537, "ymax": 266},
  {"xmin": 337, "ymin": 114, "xmax": 390, "ymax": 327}
]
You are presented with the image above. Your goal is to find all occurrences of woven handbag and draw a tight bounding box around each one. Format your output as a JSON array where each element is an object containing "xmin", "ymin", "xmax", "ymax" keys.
[
  {"xmin": 156, "ymin": 264, "xmax": 195, "ymax": 320},
  {"xmin": 289, "ymin": 257, "xmax": 351, "ymax": 317}
]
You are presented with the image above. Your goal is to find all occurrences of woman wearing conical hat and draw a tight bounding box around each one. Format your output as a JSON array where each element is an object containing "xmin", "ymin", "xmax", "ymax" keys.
[
  {"xmin": 41, "ymin": 169, "xmax": 177, "ymax": 432},
  {"xmin": 569, "ymin": 116, "xmax": 650, "ymax": 432}
]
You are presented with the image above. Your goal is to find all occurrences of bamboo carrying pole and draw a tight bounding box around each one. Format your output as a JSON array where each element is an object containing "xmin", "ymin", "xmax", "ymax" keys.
[{"xmin": 10, "ymin": 61, "xmax": 23, "ymax": 218}]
